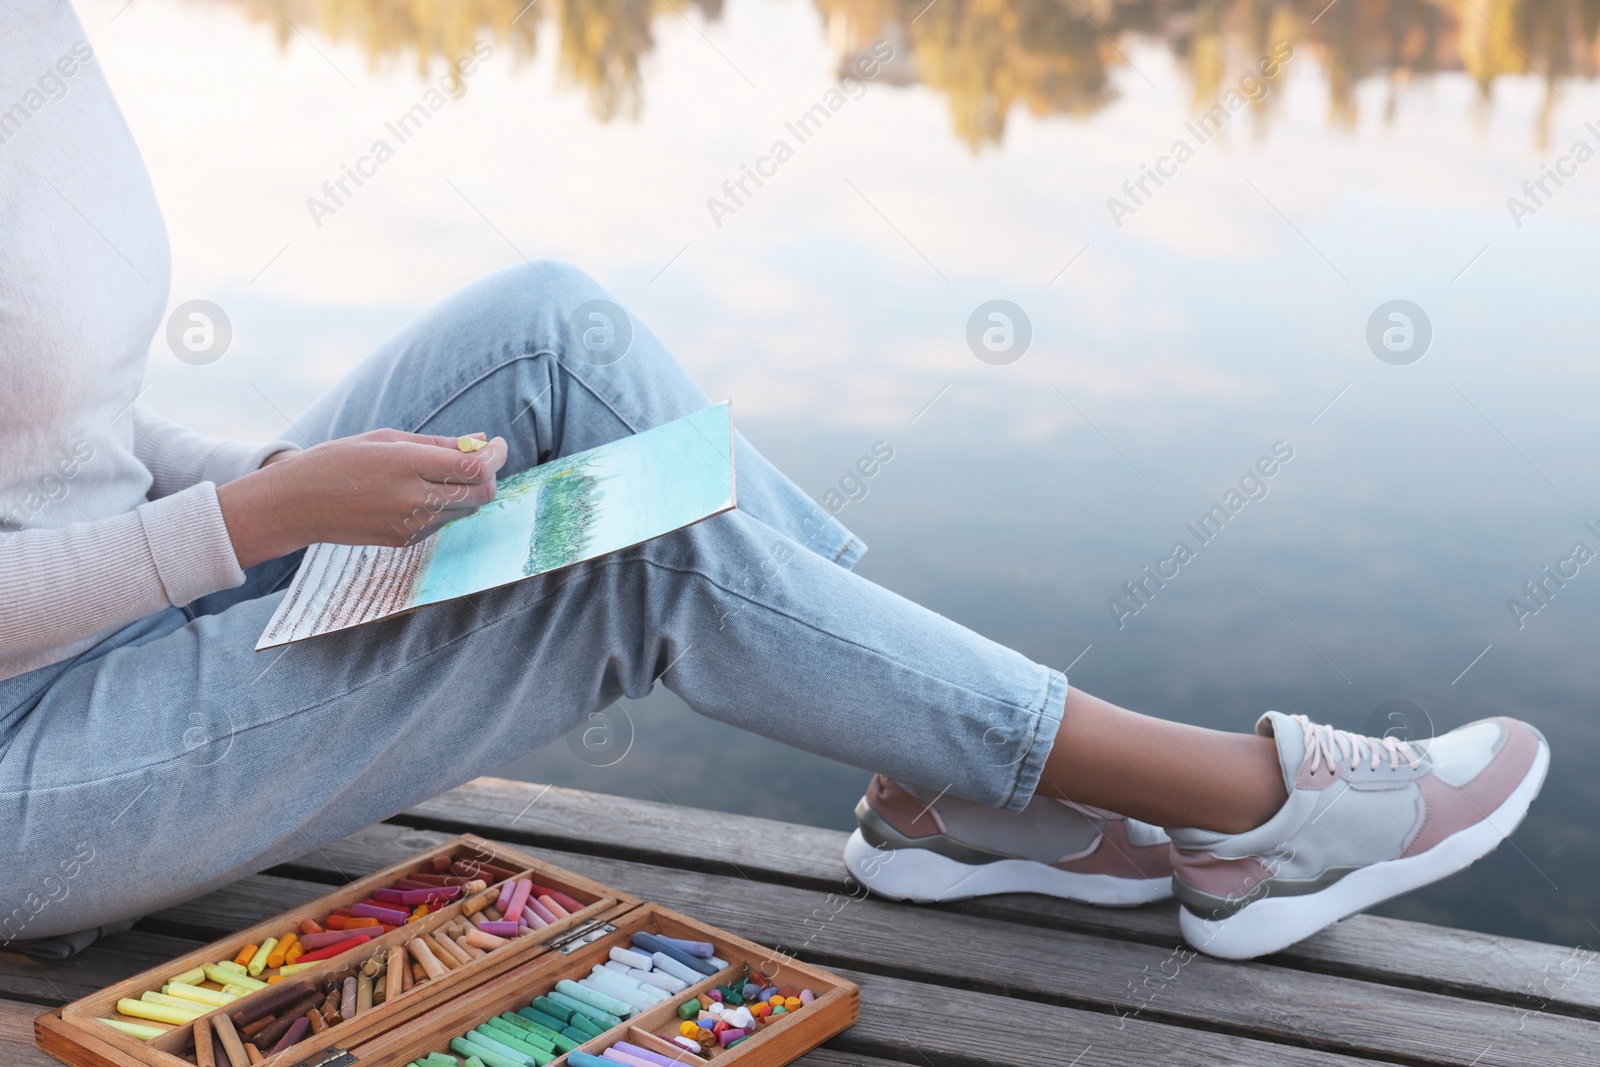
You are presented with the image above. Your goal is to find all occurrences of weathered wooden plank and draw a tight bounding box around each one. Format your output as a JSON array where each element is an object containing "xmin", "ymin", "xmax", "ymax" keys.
[
  {"xmin": 0, "ymin": 933, "xmax": 199, "ymax": 1006},
  {"xmin": 831, "ymin": 966, "xmax": 1386, "ymax": 1067},
  {"xmin": 401, "ymin": 777, "xmax": 1600, "ymax": 1013},
  {"xmin": 135, "ymin": 873, "xmax": 339, "ymax": 943},
  {"xmin": 0, "ymin": 998, "xmax": 64, "ymax": 1067},
  {"xmin": 275, "ymin": 823, "xmax": 1600, "ymax": 1067},
  {"xmin": 788, "ymin": 1053, "xmax": 914, "ymax": 1067}
]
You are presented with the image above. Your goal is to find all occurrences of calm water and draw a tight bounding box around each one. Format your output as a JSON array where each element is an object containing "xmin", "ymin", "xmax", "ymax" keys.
[{"xmin": 100, "ymin": 0, "xmax": 1600, "ymax": 946}]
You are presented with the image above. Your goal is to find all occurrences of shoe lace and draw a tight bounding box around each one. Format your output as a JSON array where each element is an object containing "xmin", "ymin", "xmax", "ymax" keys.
[{"xmin": 1294, "ymin": 714, "xmax": 1422, "ymax": 774}]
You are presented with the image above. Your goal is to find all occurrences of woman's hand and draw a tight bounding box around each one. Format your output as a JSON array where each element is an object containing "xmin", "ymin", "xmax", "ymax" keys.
[{"xmin": 216, "ymin": 430, "xmax": 508, "ymax": 569}]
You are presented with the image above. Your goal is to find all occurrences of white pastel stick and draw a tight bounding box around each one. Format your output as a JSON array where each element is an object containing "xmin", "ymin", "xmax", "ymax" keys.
[{"xmin": 609, "ymin": 946, "xmax": 654, "ymax": 970}]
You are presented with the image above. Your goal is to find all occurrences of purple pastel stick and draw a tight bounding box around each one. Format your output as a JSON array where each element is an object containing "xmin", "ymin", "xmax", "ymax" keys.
[
  {"xmin": 614, "ymin": 1041, "xmax": 679, "ymax": 1067},
  {"xmin": 657, "ymin": 935, "xmax": 715, "ymax": 958},
  {"xmin": 351, "ymin": 901, "xmax": 409, "ymax": 925},
  {"xmin": 478, "ymin": 920, "xmax": 520, "ymax": 937},
  {"xmin": 402, "ymin": 886, "xmax": 459, "ymax": 906},
  {"xmin": 496, "ymin": 880, "xmax": 517, "ymax": 913},
  {"xmin": 600, "ymin": 1050, "xmax": 657, "ymax": 1067},
  {"xmin": 299, "ymin": 928, "xmax": 374, "ymax": 949},
  {"xmin": 268, "ymin": 1015, "xmax": 312, "ymax": 1054},
  {"xmin": 521, "ymin": 905, "xmax": 549, "ymax": 930},
  {"xmin": 373, "ymin": 887, "xmax": 410, "ymax": 904},
  {"xmin": 527, "ymin": 897, "xmax": 559, "ymax": 925}
]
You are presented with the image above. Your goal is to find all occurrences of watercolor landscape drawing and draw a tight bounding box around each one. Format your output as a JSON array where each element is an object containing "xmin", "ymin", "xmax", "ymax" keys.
[{"xmin": 257, "ymin": 403, "xmax": 736, "ymax": 649}]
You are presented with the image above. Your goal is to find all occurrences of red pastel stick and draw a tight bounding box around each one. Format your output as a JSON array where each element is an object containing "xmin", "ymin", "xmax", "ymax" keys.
[{"xmin": 293, "ymin": 934, "xmax": 370, "ymax": 963}]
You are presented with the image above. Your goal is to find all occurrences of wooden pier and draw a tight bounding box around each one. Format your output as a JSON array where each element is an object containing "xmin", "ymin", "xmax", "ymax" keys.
[{"xmin": 5, "ymin": 777, "xmax": 1599, "ymax": 1065}]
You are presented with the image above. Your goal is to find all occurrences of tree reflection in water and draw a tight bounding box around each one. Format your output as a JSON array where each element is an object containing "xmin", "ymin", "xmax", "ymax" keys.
[{"xmin": 217, "ymin": 0, "xmax": 1600, "ymax": 146}]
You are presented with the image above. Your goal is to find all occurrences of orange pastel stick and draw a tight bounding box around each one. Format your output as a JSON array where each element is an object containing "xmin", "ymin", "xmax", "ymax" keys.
[
  {"xmin": 299, "ymin": 919, "xmax": 323, "ymax": 935},
  {"xmin": 344, "ymin": 917, "xmax": 379, "ymax": 929},
  {"xmin": 233, "ymin": 944, "xmax": 259, "ymax": 967},
  {"xmin": 267, "ymin": 933, "xmax": 297, "ymax": 968}
]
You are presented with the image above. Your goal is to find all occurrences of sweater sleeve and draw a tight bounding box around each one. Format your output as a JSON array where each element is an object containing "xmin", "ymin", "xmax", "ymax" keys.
[
  {"xmin": 0, "ymin": 483, "xmax": 246, "ymax": 671},
  {"xmin": 133, "ymin": 405, "xmax": 301, "ymax": 499}
]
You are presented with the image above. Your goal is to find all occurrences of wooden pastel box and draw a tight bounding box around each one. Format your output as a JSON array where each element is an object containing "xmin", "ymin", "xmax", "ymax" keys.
[{"xmin": 35, "ymin": 835, "xmax": 859, "ymax": 1067}]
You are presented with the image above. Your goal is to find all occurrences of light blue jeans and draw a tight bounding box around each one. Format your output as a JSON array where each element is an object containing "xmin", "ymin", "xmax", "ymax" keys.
[{"xmin": 0, "ymin": 262, "xmax": 1067, "ymax": 949}]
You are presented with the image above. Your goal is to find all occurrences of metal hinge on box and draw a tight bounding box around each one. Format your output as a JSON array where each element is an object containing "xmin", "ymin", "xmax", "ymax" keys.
[
  {"xmin": 294, "ymin": 1048, "xmax": 357, "ymax": 1067},
  {"xmin": 546, "ymin": 918, "xmax": 616, "ymax": 954}
]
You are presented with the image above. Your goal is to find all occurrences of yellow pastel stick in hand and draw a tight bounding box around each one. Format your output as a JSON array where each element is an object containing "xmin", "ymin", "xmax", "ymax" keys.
[{"xmin": 457, "ymin": 434, "xmax": 488, "ymax": 452}]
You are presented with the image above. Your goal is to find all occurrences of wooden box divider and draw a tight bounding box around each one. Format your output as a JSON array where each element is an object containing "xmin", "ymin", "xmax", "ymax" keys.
[{"xmin": 35, "ymin": 836, "xmax": 857, "ymax": 1067}]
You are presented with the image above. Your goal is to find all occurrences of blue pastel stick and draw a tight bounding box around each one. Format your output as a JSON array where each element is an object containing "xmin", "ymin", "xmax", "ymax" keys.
[
  {"xmin": 655, "ymin": 935, "xmax": 715, "ymax": 959},
  {"xmin": 631, "ymin": 932, "xmax": 718, "ymax": 976}
]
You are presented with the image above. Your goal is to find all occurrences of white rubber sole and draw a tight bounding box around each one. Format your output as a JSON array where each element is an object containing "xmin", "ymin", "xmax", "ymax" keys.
[
  {"xmin": 842, "ymin": 828, "xmax": 1173, "ymax": 907},
  {"xmin": 1180, "ymin": 737, "xmax": 1551, "ymax": 960}
]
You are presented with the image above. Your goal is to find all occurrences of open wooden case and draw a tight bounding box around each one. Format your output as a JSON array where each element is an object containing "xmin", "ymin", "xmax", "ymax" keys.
[{"xmin": 35, "ymin": 835, "xmax": 859, "ymax": 1067}]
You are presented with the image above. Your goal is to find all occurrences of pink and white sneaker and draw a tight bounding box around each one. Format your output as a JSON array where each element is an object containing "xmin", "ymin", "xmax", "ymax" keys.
[
  {"xmin": 843, "ymin": 775, "xmax": 1174, "ymax": 906},
  {"xmin": 1169, "ymin": 711, "xmax": 1550, "ymax": 960}
]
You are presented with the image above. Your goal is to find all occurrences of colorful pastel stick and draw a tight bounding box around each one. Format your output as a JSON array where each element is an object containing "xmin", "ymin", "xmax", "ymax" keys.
[
  {"xmin": 298, "ymin": 928, "xmax": 372, "ymax": 950},
  {"xmin": 655, "ymin": 936, "xmax": 715, "ymax": 958},
  {"xmin": 602, "ymin": 1047, "xmax": 664, "ymax": 1067},
  {"xmin": 267, "ymin": 1015, "xmax": 312, "ymax": 1055},
  {"xmin": 351, "ymin": 901, "xmax": 409, "ymax": 925},
  {"xmin": 607, "ymin": 947, "xmax": 652, "ymax": 970},
  {"xmin": 554, "ymin": 980, "xmax": 632, "ymax": 1019},
  {"xmin": 115, "ymin": 998, "xmax": 204, "ymax": 1025},
  {"xmin": 505, "ymin": 879, "xmax": 534, "ymax": 920},
  {"xmin": 613, "ymin": 1042, "xmax": 679, "ymax": 1067},
  {"xmin": 294, "ymin": 934, "xmax": 371, "ymax": 963},
  {"xmin": 631, "ymin": 933, "xmax": 717, "ymax": 976},
  {"xmin": 100, "ymin": 1018, "xmax": 168, "ymax": 1041},
  {"xmin": 232, "ymin": 982, "xmax": 313, "ymax": 1027},
  {"xmin": 647, "ymin": 952, "xmax": 703, "ymax": 986}
]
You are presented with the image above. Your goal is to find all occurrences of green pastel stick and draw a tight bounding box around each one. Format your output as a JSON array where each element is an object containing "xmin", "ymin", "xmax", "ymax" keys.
[
  {"xmin": 555, "ymin": 980, "xmax": 633, "ymax": 1019},
  {"xmin": 482, "ymin": 1019, "xmax": 554, "ymax": 1053},
  {"xmin": 517, "ymin": 1007, "xmax": 572, "ymax": 1034},
  {"xmin": 545, "ymin": 991, "xmax": 621, "ymax": 1029},
  {"xmin": 487, "ymin": 1016, "xmax": 556, "ymax": 1050},
  {"xmin": 478, "ymin": 1022, "xmax": 555, "ymax": 1061},
  {"xmin": 466, "ymin": 1029, "xmax": 549, "ymax": 1066},
  {"xmin": 450, "ymin": 1037, "xmax": 524, "ymax": 1067},
  {"xmin": 500, "ymin": 1013, "xmax": 578, "ymax": 1054},
  {"xmin": 528, "ymin": 997, "xmax": 573, "ymax": 1024}
]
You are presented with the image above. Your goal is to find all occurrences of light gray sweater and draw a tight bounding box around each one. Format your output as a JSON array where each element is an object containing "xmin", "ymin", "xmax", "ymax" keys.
[{"xmin": 1, "ymin": 1, "xmax": 297, "ymax": 681}]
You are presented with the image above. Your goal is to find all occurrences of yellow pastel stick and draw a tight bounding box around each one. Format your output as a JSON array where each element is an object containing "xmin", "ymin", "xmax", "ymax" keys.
[
  {"xmin": 100, "ymin": 1018, "xmax": 167, "ymax": 1040},
  {"xmin": 457, "ymin": 435, "xmax": 488, "ymax": 452},
  {"xmin": 247, "ymin": 937, "xmax": 277, "ymax": 977},
  {"xmin": 143, "ymin": 992, "xmax": 216, "ymax": 1015},
  {"xmin": 276, "ymin": 962, "xmax": 318, "ymax": 976},
  {"xmin": 117, "ymin": 998, "xmax": 205, "ymax": 1025},
  {"xmin": 222, "ymin": 984, "xmax": 255, "ymax": 998},
  {"xmin": 215, "ymin": 960, "xmax": 248, "ymax": 975},
  {"xmin": 205, "ymin": 964, "xmax": 267, "ymax": 990},
  {"xmin": 169, "ymin": 967, "xmax": 206, "ymax": 987},
  {"xmin": 165, "ymin": 982, "xmax": 236, "ymax": 1007}
]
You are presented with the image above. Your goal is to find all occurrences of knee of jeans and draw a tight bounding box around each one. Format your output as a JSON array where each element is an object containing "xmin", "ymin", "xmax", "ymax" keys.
[{"xmin": 516, "ymin": 258, "xmax": 608, "ymax": 309}]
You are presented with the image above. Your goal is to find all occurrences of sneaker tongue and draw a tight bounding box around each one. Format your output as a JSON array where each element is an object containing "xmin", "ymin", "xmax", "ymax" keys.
[{"xmin": 1255, "ymin": 710, "xmax": 1307, "ymax": 792}]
